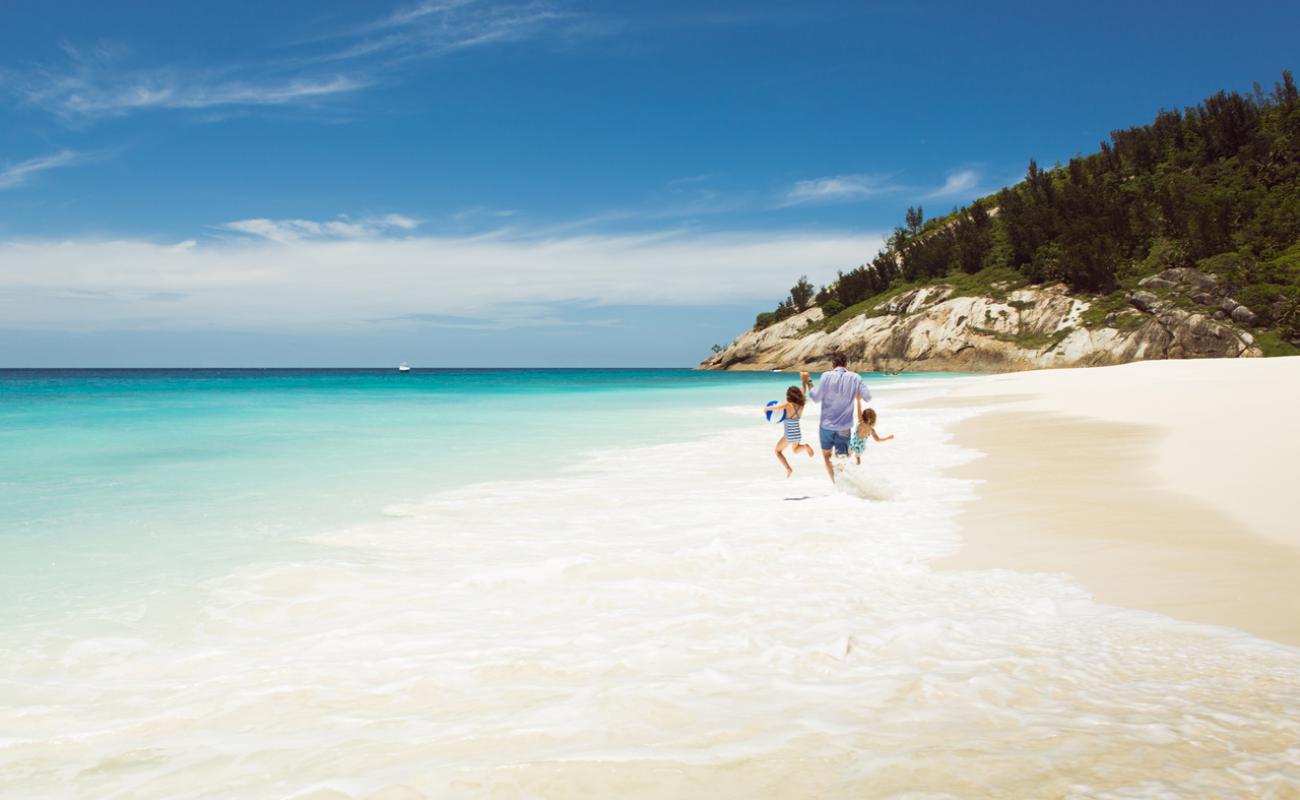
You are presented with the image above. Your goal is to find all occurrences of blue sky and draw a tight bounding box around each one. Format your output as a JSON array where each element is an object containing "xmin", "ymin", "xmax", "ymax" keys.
[{"xmin": 1, "ymin": 0, "xmax": 1296, "ymax": 366}]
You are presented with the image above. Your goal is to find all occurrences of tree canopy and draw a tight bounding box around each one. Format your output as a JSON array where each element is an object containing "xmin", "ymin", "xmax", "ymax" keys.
[{"xmin": 753, "ymin": 72, "xmax": 1300, "ymax": 347}]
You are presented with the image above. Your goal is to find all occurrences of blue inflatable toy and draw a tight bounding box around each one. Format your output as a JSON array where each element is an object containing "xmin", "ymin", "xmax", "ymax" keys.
[{"xmin": 764, "ymin": 400, "xmax": 786, "ymax": 423}]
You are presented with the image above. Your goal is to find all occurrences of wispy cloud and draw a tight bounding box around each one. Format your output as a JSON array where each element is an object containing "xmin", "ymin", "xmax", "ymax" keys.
[
  {"xmin": 451, "ymin": 206, "xmax": 519, "ymax": 222},
  {"xmin": 13, "ymin": 2, "xmax": 601, "ymax": 123},
  {"xmin": 512, "ymin": 177, "xmax": 754, "ymax": 237},
  {"xmin": 775, "ymin": 168, "xmax": 992, "ymax": 209},
  {"xmin": 322, "ymin": 0, "xmax": 580, "ymax": 63},
  {"xmin": 664, "ymin": 173, "xmax": 720, "ymax": 188},
  {"xmin": 377, "ymin": 305, "xmax": 621, "ymax": 331},
  {"xmin": 220, "ymin": 214, "xmax": 421, "ymax": 243},
  {"xmin": 0, "ymin": 149, "xmax": 84, "ymax": 189},
  {"xmin": 14, "ymin": 44, "xmax": 368, "ymax": 121},
  {"xmin": 780, "ymin": 173, "xmax": 898, "ymax": 207},
  {"xmin": 924, "ymin": 169, "xmax": 982, "ymax": 200},
  {"xmin": 0, "ymin": 220, "xmax": 882, "ymax": 333},
  {"xmin": 65, "ymin": 75, "xmax": 366, "ymax": 116}
]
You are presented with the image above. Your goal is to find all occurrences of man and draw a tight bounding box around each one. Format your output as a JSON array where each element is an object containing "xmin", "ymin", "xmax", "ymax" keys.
[{"xmin": 801, "ymin": 352, "xmax": 871, "ymax": 483}]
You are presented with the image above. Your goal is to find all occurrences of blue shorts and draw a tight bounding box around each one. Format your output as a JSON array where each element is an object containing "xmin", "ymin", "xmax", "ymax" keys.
[{"xmin": 819, "ymin": 427, "xmax": 851, "ymax": 455}]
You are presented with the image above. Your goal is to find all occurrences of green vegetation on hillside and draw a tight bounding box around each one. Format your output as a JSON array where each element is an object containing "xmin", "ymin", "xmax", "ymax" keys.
[{"xmin": 756, "ymin": 73, "xmax": 1300, "ymax": 348}]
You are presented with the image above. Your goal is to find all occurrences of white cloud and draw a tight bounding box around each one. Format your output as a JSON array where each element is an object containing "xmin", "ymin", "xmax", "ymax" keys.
[
  {"xmin": 330, "ymin": 0, "xmax": 581, "ymax": 62},
  {"xmin": 0, "ymin": 226, "xmax": 882, "ymax": 333},
  {"xmin": 379, "ymin": 213, "xmax": 422, "ymax": 230},
  {"xmin": 0, "ymin": 150, "xmax": 84, "ymax": 189},
  {"xmin": 781, "ymin": 174, "xmax": 896, "ymax": 207},
  {"xmin": 924, "ymin": 169, "xmax": 981, "ymax": 200},
  {"xmin": 778, "ymin": 169, "xmax": 988, "ymax": 209},
  {"xmin": 220, "ymin": 214, "xmax": 421, "ymax": 243},
  {"xmin": 22, "ymin": 66, "xmax": 367, "ymax": 119},
  {"xmin": 382, "ymin": 0, "xmax": 481, "ymax": 28},
  {"xmin": 14, "ymin": 3, "xmax": 603, "ymax": 123}
]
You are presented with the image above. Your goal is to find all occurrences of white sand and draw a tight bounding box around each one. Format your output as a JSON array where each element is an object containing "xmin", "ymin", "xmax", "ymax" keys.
[{"xmin": 932, "ymin": 356, "xmax": 1300, "ymax": 644}]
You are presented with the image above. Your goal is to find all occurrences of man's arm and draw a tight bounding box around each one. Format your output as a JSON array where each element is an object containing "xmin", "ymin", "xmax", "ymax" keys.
[
  {"xmin": 858, "ymin": 377, "xmax": 872, "ymax": 404},
  {"xmin": 853, "ymin": 376, "xmax": 869, "ymax": 421}
]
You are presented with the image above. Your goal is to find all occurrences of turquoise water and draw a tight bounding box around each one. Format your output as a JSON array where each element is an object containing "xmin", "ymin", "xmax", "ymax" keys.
[
  {"xmin": 7, "ymin": 369, "xmax": 1300, "ymax": 799},
  {"xmin": 4, "ymin": 368, "xmax": 956, "ymax": 625}
]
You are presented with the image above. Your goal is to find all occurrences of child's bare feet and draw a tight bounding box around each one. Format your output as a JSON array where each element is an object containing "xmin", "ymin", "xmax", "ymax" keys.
[{"xmin": 784, "ymin": 465, "xmax": 793, "ymax": 478}]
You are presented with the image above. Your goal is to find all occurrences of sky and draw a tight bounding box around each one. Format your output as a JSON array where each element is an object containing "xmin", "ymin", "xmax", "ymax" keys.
[{"xmin": 1, "ymin": 0, "xmax": 1296, "ymax": 367}]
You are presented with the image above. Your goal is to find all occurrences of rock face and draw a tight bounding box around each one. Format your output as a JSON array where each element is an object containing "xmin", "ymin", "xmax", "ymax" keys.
[
  {"xmin": 1130, "ymin": 291, "xmax": 1159, "ymax": 312},
  {"xmin": 700, "ymin": 276, "xmax": 1261, "ymax": 372}
]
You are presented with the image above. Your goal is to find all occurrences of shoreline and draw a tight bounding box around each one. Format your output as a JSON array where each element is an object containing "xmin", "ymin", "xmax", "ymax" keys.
[
  {"xmin": 6, "ymin": 371, "xmax": 1300, "ymax": 796},
  {"xmin": 925, "ymin": 357, "xmax": 1300, "ymax": 646}
]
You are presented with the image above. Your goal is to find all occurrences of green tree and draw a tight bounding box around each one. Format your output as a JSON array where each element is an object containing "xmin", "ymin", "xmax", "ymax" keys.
[
  {"xmin": 954, "ymin": 204, "xmax": 993, "ymax": 274},
  {"xmin": 905, "ymin": 206, "xmax": 924, "ymax": 235},
  {"xmin": 788, "ymin": 275, "xmax": 815, "ymax": 311}
]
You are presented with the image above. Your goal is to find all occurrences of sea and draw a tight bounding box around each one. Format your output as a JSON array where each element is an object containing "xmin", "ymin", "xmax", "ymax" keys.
[{"xmin": 1, "ymin": 368, "xmax": 1297, "ymax": 798}]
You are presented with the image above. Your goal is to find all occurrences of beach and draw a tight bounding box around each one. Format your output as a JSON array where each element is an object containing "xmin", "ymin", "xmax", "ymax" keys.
[
  {"xmin": 929, "ymin": 357, "xmax": 1300, "ymax": 646},
  {"xmin": 7, "ymin": 1, "xmax": 1299, "ymax": 796},
  {"xmin": 2, "ymin": 368, "xmax": 1299, "ymax": 798}
]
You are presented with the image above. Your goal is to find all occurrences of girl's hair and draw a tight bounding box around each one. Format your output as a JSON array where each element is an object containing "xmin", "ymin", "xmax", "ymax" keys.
[
  {"xmin": 861, "ymin": 407, "xmax": 877, "ymax": 425},
  {"xmin": 786, "ymin": 386, "xmax": 805, "ymax": 406}
]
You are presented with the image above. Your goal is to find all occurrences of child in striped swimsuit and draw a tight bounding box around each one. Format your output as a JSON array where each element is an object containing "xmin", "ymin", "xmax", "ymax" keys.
[{"xmin": 765, "ymin": 386, "xmax": 814, "ymax": 477}]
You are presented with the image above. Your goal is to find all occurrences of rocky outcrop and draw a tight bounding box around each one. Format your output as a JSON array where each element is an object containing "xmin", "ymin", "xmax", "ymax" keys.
[{"xmin": 701, "ymin": 272, "xmax": 1261, "ymax": 372}]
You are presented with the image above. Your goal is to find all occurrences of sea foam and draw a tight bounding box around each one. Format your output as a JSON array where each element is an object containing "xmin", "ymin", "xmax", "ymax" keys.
[{"xmin": 1, "ymin": 394, "xmax": 1298, "ymax": 798}]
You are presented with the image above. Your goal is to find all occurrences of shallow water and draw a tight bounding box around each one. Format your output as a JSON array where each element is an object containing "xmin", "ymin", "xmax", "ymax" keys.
[
  {"xmin": 2, "ymin": 370, "xmax": 1298, "ymax": 798},
  {"xmin": 0, "ymin": 368, "xmax": 847, "ymax": 622}
]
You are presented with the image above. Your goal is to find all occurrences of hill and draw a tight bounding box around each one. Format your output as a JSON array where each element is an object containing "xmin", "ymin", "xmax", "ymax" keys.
[{"xmin": 703, "ymin": 73, "xmax": 1300, "ymax": 371}]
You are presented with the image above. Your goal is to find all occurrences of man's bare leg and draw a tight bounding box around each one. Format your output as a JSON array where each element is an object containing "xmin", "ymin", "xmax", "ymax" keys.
[{"xmin": 821, "ymin": 450, "xmax": 836, "ymax": 482}]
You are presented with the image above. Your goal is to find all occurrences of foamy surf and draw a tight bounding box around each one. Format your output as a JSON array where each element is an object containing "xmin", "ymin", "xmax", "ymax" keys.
[
  {"xmin": 833, "ymin": 461, "xmax": 899, "ymax": 501},
  {"xmin": 1, "ymin": 400, "xmax": 1298, "ymax": 799}
]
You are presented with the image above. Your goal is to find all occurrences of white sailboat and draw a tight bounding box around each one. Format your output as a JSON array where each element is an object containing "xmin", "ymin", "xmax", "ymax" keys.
[{"xmin": 398, "ymin": 362, "xmax": 411, "ymax": 372}]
